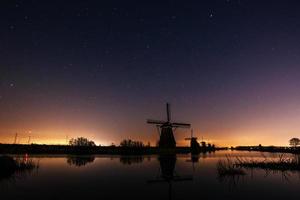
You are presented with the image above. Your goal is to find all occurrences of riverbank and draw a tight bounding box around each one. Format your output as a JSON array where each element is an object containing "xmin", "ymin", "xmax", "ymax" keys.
[
  {"xmin": 234, "ymin": 146, "xmax": 300, "ymax": 154},
  {"xmin": 0, "ymin": 144, "xmax": 223, "ymax": 155}
]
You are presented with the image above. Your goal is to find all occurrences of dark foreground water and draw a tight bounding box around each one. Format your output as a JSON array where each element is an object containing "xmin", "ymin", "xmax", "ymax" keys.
[{"xmin": 1, "ymin": 151, "xmax": 300, "ymax": 200}]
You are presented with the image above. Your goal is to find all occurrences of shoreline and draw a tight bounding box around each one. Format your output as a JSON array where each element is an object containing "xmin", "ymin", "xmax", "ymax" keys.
[
  {"xmin": 233, "ymin": 146, "xmax": 300, "ymax": 154},
  {"xmin": 0, "ymin": 144, "xmax": 221, "ymax": 155}
]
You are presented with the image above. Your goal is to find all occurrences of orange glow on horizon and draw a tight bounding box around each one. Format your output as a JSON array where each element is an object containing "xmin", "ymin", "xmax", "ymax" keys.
[{"xmin": 0, "ymin": 129, "xmax": 293, "ymax": 147}]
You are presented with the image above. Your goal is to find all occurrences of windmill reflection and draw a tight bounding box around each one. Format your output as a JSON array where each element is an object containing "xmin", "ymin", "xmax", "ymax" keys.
[
  {"xmin": 66, "ymin": 155, "xmax": 95, "ymax": 167},
  {"xmin": 148, "ymin": 154, "xmax": 193, "ymax": 200},
  {"xmin": 186, "ymin": 153, "xmax": 200, "ymax": 171}
]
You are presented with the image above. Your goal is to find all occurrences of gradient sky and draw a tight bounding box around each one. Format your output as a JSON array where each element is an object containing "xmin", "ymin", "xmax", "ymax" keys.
[{"xmin": 1, "ymin": 0, "xmax": 300, "ymax": 146}]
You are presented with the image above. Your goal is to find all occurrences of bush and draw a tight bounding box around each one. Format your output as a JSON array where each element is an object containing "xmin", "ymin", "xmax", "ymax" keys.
[
  {"xmin": 120, "ymin": 139, "xmax": 144, "ymax": 148},
  {"xmin": 69, "ymin": 137, "xmax": 96, "ymax": 147}
]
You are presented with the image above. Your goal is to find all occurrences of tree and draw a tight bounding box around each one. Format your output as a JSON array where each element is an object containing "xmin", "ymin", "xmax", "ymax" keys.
[
  {"xmin": 289, "ymin": 138, "xmax": 300, "ymax": 148},
  {"xmin": 69, "ymin": 137, "xmax": 96, "ymax": 147},
  {"xmin": 120, "ymin": 139, "xmax": 144, "ymax": 148}
]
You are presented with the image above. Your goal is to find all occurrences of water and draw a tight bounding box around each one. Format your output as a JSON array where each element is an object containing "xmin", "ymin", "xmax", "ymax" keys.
[{"xmin": 1, "ymin": 151, "xmax": 300, "ymax": 200}]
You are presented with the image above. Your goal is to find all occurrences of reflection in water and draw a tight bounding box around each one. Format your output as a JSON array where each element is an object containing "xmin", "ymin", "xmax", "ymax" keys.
[
  {"xmin": 119, "ymin": 156, "xmax": 145, "ymax": 165},
  {"xmin": 2, "ymin": 151, "xmax": 300, "ymax": 199},
  {"xmin": 66, "ymin": 155, "xmax": 95, "ymax": 167},
  {"xmin": 148, "ymin": 154, "xmax": 193, "ymax": 200},
  {"xmin": 186, "ymin": 154, "xmax": 200, "ymax": 171},
  {"xmin": 216, "ymin": 154, "xmax": 300, "ymax": 190},
  {"xmin": 0, "ymin": 155, "xmax": 39, "ymax": 183},
  {"xmin": 217, "ymin": 169, "xmax": 245, "ymax": 190}
]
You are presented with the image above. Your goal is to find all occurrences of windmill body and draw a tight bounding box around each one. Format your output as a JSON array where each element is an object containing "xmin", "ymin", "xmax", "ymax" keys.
[
  {"xmin": 147, "ymin": 103, "xmax": 191, "ymax": 148},
  {"xmin": 185, "ymin": 129, "xmax": 201, "ymax": 154}
]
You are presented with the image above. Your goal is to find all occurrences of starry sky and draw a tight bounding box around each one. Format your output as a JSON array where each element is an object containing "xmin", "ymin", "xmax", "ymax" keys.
[{"xmin": 1, "ymin": 0, "xmax": 300, "ymax": 146}]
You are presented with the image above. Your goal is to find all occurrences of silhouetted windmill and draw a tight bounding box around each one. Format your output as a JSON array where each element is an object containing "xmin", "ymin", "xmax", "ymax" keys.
[
  {"xmin": 147, "ymin": 103, "xmax": 191, "ymax": 148},
  {"xmin": 200, "ymin": 136, "xmax": 206, "ymax": 148},
  {"xmin": 185, "ymin": 129, "xmax": 200, "ymax": 153}
]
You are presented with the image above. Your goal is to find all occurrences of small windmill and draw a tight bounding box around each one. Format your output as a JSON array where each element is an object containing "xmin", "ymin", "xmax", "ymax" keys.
[
  {"xmin": 185, "ymin": 129, "xmax": 200, "ymax": 154},
  {"xmin": 200, "ymin": 136, "xmax": 207, "ymax": 148},
  {"xmin": 147, "ymin": 103, "xmax": 191, "ymax": 148}
]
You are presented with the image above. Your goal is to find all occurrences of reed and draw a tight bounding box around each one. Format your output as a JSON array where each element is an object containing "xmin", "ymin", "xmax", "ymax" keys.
[
  {"xmin": 235, "ymin": 154, "xmax": 300, "ymax": 172},
  {"xmin": 217, "ymin": 156, "xmax": 245, "ymax": 177}
]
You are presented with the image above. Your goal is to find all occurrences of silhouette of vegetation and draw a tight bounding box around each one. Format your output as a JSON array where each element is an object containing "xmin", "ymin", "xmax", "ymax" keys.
[
  {"xmin": 69, "ymin": 137, "xmax": 96, "ymax": 146},
  {"xmin": 217, "ymin": 156, "xmax": 247, "ymax": 190},
  {"xmin": 289, "ymin": 138, "xmax": 300, "ymax": 148},
  {"xmin": 119, "ymin": 156, "xmax": 144, "ymax": 165},
  {"xmin": 66, "ymin": 155, "xmax": 95, "ymax": 167},
  {"xmin": 120, "ymin": 139, "xmax": 144, "ymax": 148},
  {"xmin": 217, "ymin": 157, "xmax": 245, "ymax": 177},
  {"xmin": 217, "ymin": 159, "xmax": 246, "ymax": 189},
  {"xmin": 218, "ymin": 154, "xmax": 300, "ymax": 177},
  {"xmin": 0, "ymin": 155, "xmax": 38, "ymax": 181},
  {"xmin": 235, "ymin": 154, "xmax": 300, "ymax": 172}
]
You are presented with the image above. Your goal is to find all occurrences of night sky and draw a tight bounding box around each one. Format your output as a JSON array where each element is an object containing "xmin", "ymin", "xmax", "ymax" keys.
[{"xmin": 1, "ymin": 0, "xmax": 300, "ymax": 146}]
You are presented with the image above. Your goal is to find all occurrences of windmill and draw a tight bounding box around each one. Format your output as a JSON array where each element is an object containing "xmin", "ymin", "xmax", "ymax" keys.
[
  {"xmin": 200, "ymin": 136, "xmax": 207, "ymax": 148},
  {"xmin": 147, "ymin": 103, "xmax": 191, "ymax": 148},
  {"xmin": 185, "ymin": 129, "xmax": 200, "ymax": 153}
]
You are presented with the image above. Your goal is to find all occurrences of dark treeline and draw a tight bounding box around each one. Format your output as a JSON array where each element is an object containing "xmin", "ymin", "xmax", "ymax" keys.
[{"xmin": 233, "ymin": 138, "xmax": 300, "ymax": 154}]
